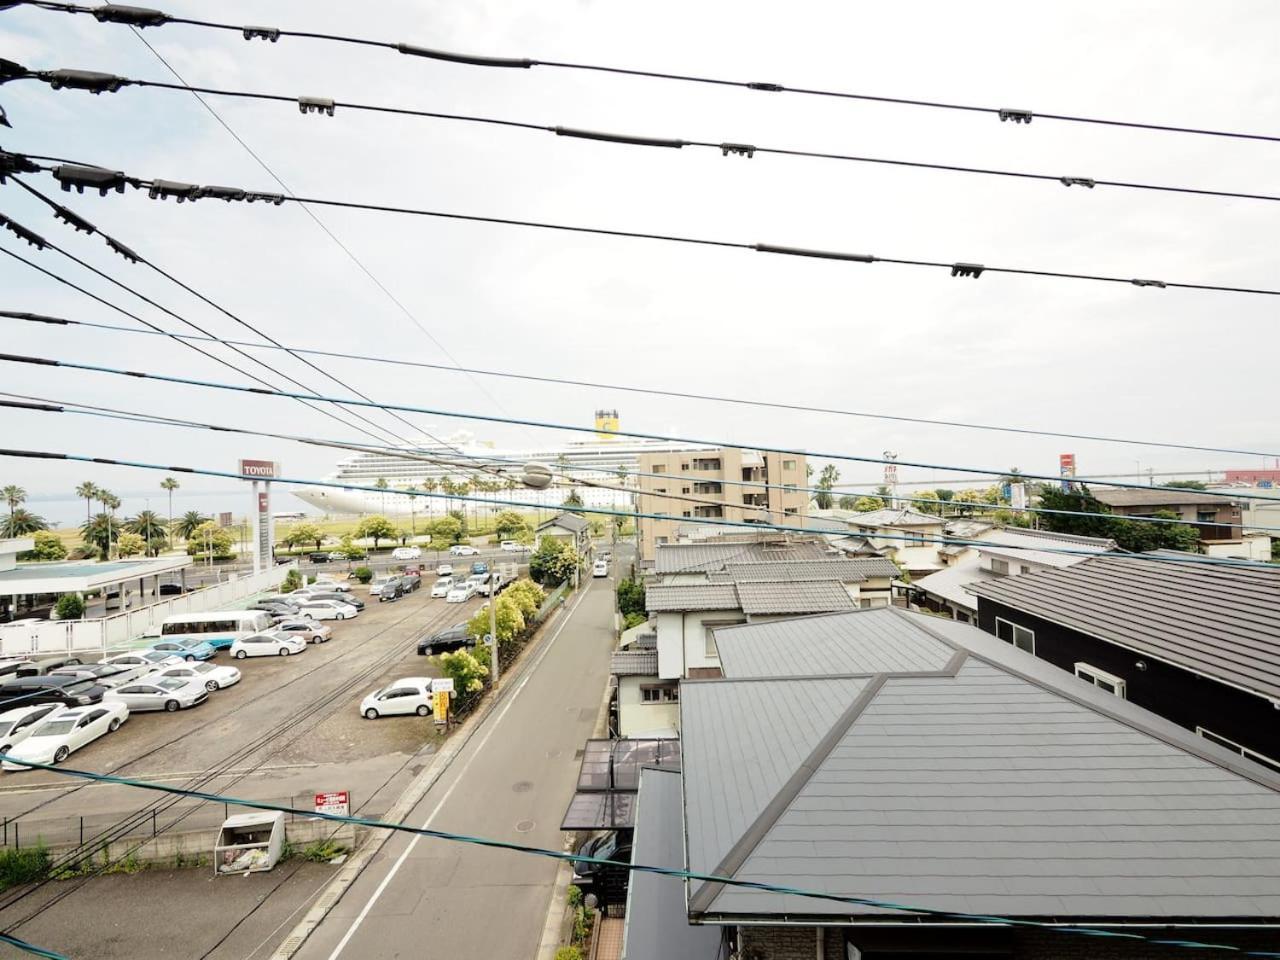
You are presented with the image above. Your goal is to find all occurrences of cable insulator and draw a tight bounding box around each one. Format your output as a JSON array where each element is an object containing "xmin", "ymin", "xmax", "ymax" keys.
[
  {"xmin": 105, "ymin": 236, "xmax": 140, "ymax": 263},
  {"xmin": 52, "ymin": 164, "xmax": 127, "ymax": 196},
  {"xmin": 747, "ymin": 82, "xmax": 784, "ymax": 92},
  {"xmin": 0, "ymin": 311, "xmax": 69, "ymax": 324},
  {"xmin": 90, "ymin": 4, "xmax": 170, "ymax": 27},
  {"xmin": 395, "ymin": 42, "xmax": 533, "ymax": 69},
  {"xmin": 1060, "ymin": 176, "xmax": 1096, "ymax": 189},
  {"xmin": 42, "ymin": 69, "xmax": 127, "ymax": 94},
  {"xmin": 298, "ymin": 96, "xmax": 335, "ymax": 117},
  {"xmin": 719, "ymin": 143, "xmax": 756, "ymax": 158},
  {"xmin": 147, "ymin": 179, "xmax": 201, "ymax": 202},
  {"xmin": 196, "ymin": 185, "xmax": 247, "ymax": 202},
  {"xmin": 754, "ymin": 243, "xmax": 876, "ymax": 264},
  {"xmin": 552, "ymin": 126, "xmax": 686, "ymax": 148},
  {"xmin": 0, "ymin": 58, "xmax": 28, "ymax": 84},
  {"xmin": 1131, "ymin": 278, "xmax": 1167, "ymax": 289},
  {"xmin": 52, "ymin": 204, "xmax": 96, "ymax": 234},
  {"xmin": 998, "ymin": 108, "xmax": 1033, "ymax": 124},
  {"xmin": 242, "ymin": 26, "xmax": 280, "ymax": 42},
  {"xmin": 951, "ymin": 262, "xmax": 985, "ymax": 278},
  {"xmin": 0, "ymin": 214, "xmax": 46, "ymax": 250},
  {"xmin": 0, "ymin": 150, "xmax": 39, "ymax": 184}
]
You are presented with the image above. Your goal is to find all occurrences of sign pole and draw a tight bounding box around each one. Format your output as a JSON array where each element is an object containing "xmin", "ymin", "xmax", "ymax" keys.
[{"xmin": 251, "ymin": 480, "xmax": 261, "ymax": 575}]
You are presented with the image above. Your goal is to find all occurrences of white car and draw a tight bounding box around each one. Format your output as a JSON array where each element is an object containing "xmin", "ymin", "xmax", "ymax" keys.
[
  {"xmin": 0, "ymin": 704, "xmax": 67, "ymax": 756},
  {"xmin": 153, "ymin": 662, "xmax": 242, "ymax": 692},
  {"xmin": 369, "ymin": 576, "xmax": 395, "ymax": 597},
  {"xmin": 105, "ymin": 676, "xmax": 209, "ymax": 713},
  {"xmin": 449, "ymin": 545, "xmax": 480, "ymax": 557},
  {"xmin": 360, "ymin": 677, "xmax": 445, "ymax": 719},
  {"xmin": 99, "ymin": 651, "xmax": 185, "ymax": 670},
  {"xmin": 2, "ymin": 702, "xmax": 129, "ymax": 770},
  {"xmin": 392, "ymin": 547, "xmax": 422, "ymax": 561},
  {"xmin": 445, "ymin": 581, "xmax": 477, "ymax": 603},
  {"xmin": 273, "ymin": 619, "xmax": 332, "ymax": 644},
  {"xmin": 500, "ymin": 540, "xmax": 524, "ymax": 552},
  {"xmin": 593, "ymin": 559, "xmax": 609, "ymax": 578},
  {"xmin": 435, "ymin": 563, "xmax": 453, "ymax": 577},
  {"xmin": 311, "ymin": 577, "xmax": 352, "ymax": 592},
  {"xmin": 430, "ymin": 577, "xmax": 453, "ymax": 598},
  {"xmin": 230, "ymin": 632, "xmax": 308, "ymax": 659},
  {"xmin": 294, "ymin": 599, "xmax": 358, "ymax": 621}
]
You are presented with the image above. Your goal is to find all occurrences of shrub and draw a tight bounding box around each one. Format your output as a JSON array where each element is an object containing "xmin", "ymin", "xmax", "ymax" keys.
[
  {"xmin": 18, "ymin": 531, "xmax": 67, "ymax": 562},
  {"xmin": 616, "ymin": 579, "xmax": 645, "ymax": 618},
  {"xmin": 54, "ymin": 593, "xmax": 85, "ymax": 620},
  {"xmin": 437, "ymin": 649, "xmax": 488, "ymax": 694},
  {"xmin": 529, "ymin": 538, "xmax": 577, "ymax": 587},
  {"xmin": 504, "ymin": 579, "xmax": 545, "ymax": 620},
  {"xmin": 623, "ymin": 611, "xmax": 647, "ymax": 630},
  {"xmin": 554, "ymin": 948, "xmax": 582, "ymax": 960},
  {"xmin": 280, "ymin": 569, "xmax": 303, "ymax": 593},
  {"xmin": 352, "ymin": 566, "xmax": 374, "ymax": 584},
  {"xmin": 0, "ymin": 846, "xmax": 50, "ymax": 890},
  {"xmin": 466, "ymin": 595, "xmax": 524, "ymax": 646}
]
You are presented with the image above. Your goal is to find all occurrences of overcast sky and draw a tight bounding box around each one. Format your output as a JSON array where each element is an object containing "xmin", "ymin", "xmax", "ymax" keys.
[{"xmin": 2, "ymin": 0, "xmax": 1278, "ymax": 520}]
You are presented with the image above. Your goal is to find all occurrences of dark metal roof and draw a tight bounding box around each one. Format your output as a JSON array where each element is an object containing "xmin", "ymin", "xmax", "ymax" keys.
[
  {"xmin": 537, "ymin": 512, "xmax": 590, "ymax": 534},
  {"xmin": 679, "ymin": 610, "xmax": 1280, "ymax": 922},
  {"xmin": 972, "ymin": 553, "xmax": 1280, "ymax": 700}
]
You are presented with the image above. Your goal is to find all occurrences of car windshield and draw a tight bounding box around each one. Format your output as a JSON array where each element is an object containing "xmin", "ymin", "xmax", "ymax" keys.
[
  {"xmin": 191, "ymin": 663, "xmax": 216, "ymax": 674},
  {"xmin": 64, "ymin": 681, "xmax": 94, "ymax": 695},
  {"xmin": 33, "ymin": 719, "xmax": 77, "ymax": 737}
]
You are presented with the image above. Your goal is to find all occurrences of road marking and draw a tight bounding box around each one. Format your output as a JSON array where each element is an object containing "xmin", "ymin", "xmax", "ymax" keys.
[{"xmin": 323, "ymin": 582, "xmax": 595, "ymax": 960}]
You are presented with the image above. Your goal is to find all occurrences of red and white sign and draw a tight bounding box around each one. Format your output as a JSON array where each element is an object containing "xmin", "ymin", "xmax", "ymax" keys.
[
  {"xmin": 314, "ymin": 790, "xmax": 350, "ymax": 817},
  {"xmin": 239, "ymin": 459, "xmax": 281, "ymax": 479}
]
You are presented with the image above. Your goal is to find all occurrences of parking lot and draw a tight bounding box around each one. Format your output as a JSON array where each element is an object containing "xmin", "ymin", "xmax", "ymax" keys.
[{"xmin": 0, "ymin": 579, "xmax": 487, "ymax": 847}]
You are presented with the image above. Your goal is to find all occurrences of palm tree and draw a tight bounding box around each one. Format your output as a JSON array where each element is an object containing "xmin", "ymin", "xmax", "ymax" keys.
[
  {"xmin": 75, "ymin": 481, "xmax": 98, "ymax": 526},
  {"xmin": 405, "ymin": 484, "xmax": 419, "ymax": 534},
  {"xmin": 1, "ymin": 509, "xmax": 48, "ymax": 536},
  {"xmin": 423, "ymin": 478, "xmax": 438, "ymax": 518},
  {"xmin": 375, "ymin": 477, "xmax": 388, "ymax": 514},
  {"xmin": 126, "ymin": 510, "xmax": 167, "ymax": 556},
  {"xmin": 95, "ymin": 489, "xmax": 120, "ymax": 560},
  {"xmin": 160, "ymin": 477, "xmax": 179, "ymax": 549},
  {"xmin": 2, "ymin": 485, "xmax": 25, "ymax": 514},
  {"xmin": 173, "ymin": 510, "xmax": 211, "ymax": 542},
  {"xmin": 81, "ymin": 513, "xmax": 117, "ymax": 558}
]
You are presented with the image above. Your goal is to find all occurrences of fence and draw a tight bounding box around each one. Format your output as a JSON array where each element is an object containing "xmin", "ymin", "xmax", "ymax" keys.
[
  {"xmin": 0, "ymin": 562, "xmax": 299, "ymax": 658},
  {"xmin": 534, "ymin": 581, "xmax": 571, "ymax": 623}
]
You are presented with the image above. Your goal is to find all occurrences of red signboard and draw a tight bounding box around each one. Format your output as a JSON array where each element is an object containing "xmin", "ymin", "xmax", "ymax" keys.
[{"xmin": 314, "ymin": 791, "xmax": 350, "ymax": 816}]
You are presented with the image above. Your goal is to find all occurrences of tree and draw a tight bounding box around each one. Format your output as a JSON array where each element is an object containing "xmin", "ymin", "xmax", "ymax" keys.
[
  {"xmin": 1, "ymin": 485, "xmax": 25, "ymax": 513},
  {"xmin": 563, "ymin": 489, "xmax": 584, "ymax": 509},
  {"xmin": 1163, "ymin": 480, "xmax": 1208, "ymax": 491},
  {"xmin": 81, "ymin": 512, "xmax": 118, "ymax": 558},
  {"xmin": 493, "ymin": 510, "xmax": 529, "ymax": 541},
  {"xmin": 437, "ymin": 648, "xmax": 488, "ymax": 695},
  {"xmin": 913, "ymin": 490, "xmax": 942, "ymax": 515},
  {"xmin": 187, "ymin": 521, "xmax": 234, "ymax": 557},
  {"xmin": 837, "ymin": 495, "xmax": 859, "ymax": 510},
  {"xmin": 935, "ymin": 489, "xmax": 955, "ymax": 503},
  {"xmin": 853, "ymin": 496, "xmax": 884, "ymax": 512},
  {"xmin": 1, "ymin": 509, "xmax": 48, "ymax": 536},
  {"xmin": 430, "ymin": 515, "xmax": 463, "ymax": 545},
  {"xmin": 466, "ymin": 594, "xmax": 525, "ymax": 646},
  {"xmin": 160, "ymin": 477, "xmax": 179, "ymax": 548},
  {"xmin": 814, "ymin": 464, "xmax": 839, "ymax": 510},
  {"xmin": 355, "ymin": 515, "xmax": 396, "ymax": 550},
  {"xmin": 1037, "ymin": 485, "xmax": 1201, "ymax": 553},
  {"xmin": 54, "ymin": 593, "xmax": 85, "ymax": 620},
  {"xmin": 396, "ymin": 528, "xmax": 412, "ymax": 546},
  {"xmin": 951, "ymin": 489, "xmax": 986, "ymax": 516},
  {"xmin": 529, "ymin": 537, "xmax": 578, "ymax": 587},
  {"xmin": 280, "ymin": 568, "xmax": 303, "ymax": 593},
  {"xmin": 173, "ymin": 510, "xmax": 211, "ymax": 542},
  {"xmin": 126, "ymin": 510, "xmax": 167, "ymax": 556},
  {"xmin": 504, "ymin": 579, "xmax": 545, "ymax": 620},
  {"xmin": 116, "ymin": 532, "xmax": 146, "ymax": 558},
  {"xmin": 616, "ymin": 579, "xmax": 646, "ymax": 618},
  {"xmin": 75, "ymin": 481, "xmax": 97, "ymax": 527},
  {"xmin": 19, "ymin": 531, "xmax": 67, "ymax": 561},
  {"xmin": 291, "ymin": 522, "xmax": 324, "ymax": 551}
]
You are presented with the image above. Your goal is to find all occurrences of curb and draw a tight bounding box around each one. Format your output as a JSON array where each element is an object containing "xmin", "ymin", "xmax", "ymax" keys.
[{"xmin": 270, "ymin": 588, "xmax": 583, "ymax": 960}]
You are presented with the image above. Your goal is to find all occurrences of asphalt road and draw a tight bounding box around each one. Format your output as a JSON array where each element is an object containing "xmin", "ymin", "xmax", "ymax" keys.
[{"xmin": 291, "ymin": 571, "xmax": 617, "ymax": 960}]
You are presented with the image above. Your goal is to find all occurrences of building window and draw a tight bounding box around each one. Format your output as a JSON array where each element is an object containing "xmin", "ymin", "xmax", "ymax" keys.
[
  {"xmin": 691, "ymin": 458, "xmax": 722, "ymax": 471},
  {"xmin": 681, "ymin": 511, "xmax": 691, "ymax": 518},
  {"xmin": 994, "ymin": 617, "xmax": 1034, "ymax": 654},
  {"xmin": 990, "ymin": 559, "xmax": 1009, "ymax": 575},
  {"xmin": 1074, "ymin": 662, "xmax": 1127, "ymax": 698},
  {"xmin": 640, "ymin": 683, "xmax": 679, "ymax": 704},
  {"xmin": 1197, "ymin": 728, "xmax": 1280, "ymax": 773},
  {"xmin": 782, "ymin": 459, "xmax": 796, "ymax": 470},
  {"xmin": 652, "ymin": 464, "xmax": 666, "ymax": 474},
  {"xmin": 784, "ymin": 507, "xmax": 798, "ymax": 515},
  {"xmin": 682, "ymin": 487, "xmax": 690, "ymax": 494},
  {"xmin": 681, "ymin": 462, "xmax": 689, "ymax": 471},
  {"xmin": 1019, "ymin": 565, "xmax": 1033, "ymax": 575},
  {"xmin": 1196, "ymin": 509, "xmax": 1217, "ymax": 523}
]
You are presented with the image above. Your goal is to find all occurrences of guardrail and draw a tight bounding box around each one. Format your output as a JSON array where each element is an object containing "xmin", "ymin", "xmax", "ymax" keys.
[{"xmin": 0, "ymin": 562, "xmax": 299, "ymax": 658}]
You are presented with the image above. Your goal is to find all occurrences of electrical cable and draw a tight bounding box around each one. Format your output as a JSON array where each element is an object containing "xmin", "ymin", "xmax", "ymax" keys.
[
  {"xmin": 124, "ymin": 26, "xmax": 536, "ymax": 448},
  {"xmin": 2, "ymin": 754, "xmax": 1279, "ymax": 958},
  {"xmin": 15, "ymin": 0, "xmax": 1280, "ymax": 145},
  {"xmin": 3, "ymin": 307, "xmax": 1274, "ymax": 462},
  {"xmin": 4, "ymin": 391, "xmax": 1273, "ymax": 537},
  {"xmin": 7, "ymin": 350, "xmax": 1279, "ymax": 506},
  {"xmin": 14, "ymin": 156, "xmax": 1279, "ymax": 300},
  {"xmin": 8, "ymin": 178, "xmax": 494, "ymax": 465},
  {"xmin": 13, "ymin": 66, "xmax": 1280, "ymax": 207},
  {"xmin": 0, "ymin": 446, "xmax": 1273, "ymax": 569}
]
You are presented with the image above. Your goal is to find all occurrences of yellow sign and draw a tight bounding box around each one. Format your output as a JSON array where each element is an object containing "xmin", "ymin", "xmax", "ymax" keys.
[{"xmin": 432, "ymin": 689, "xmax": 450, "ymax": 724}]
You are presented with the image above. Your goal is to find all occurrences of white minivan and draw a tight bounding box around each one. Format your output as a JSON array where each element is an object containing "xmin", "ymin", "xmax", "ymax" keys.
[
  {"xmin": 391, "ymin": 547, "xmax": 422, "ymax": 561},
  {"xmin": 360, "ymin": 677, "xmax": 448, "ymax": 719}
]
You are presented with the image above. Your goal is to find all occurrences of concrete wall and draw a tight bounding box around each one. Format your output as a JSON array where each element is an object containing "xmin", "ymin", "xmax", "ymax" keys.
[
  {"xmin": 616, "ymin": 675, "xmax": 679, "ymax": 736},
  {"xmin": 655, "ymin": 610, "xmax": 745, "ymax": 680}
]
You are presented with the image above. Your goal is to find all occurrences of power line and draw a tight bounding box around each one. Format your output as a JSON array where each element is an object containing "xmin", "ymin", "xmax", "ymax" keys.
[
  {"xmin": 3, "ymin": 755, "xmax": 1280, "ymax": 959},
  {"xmin": 14, "ymin": 155, "xmax": 1279, "ymax": 299},
  {"xmin": 15, "ymin": 0, "xmax": 1280, "ymax": 145},
  {"xmin": 6, "ymin": 391, "xmax": 1275, "ymax": 538},
  {"xmin": 12, "ymin": 65, "xmax": 1280, "ymax": 207},
  {"xmin": 3, "ymin": 307, "xmax": 1275, "ymax": 462},
  {"xmin": 7, "ymin": 349, "xmax": 1279, "ymax": 506},
  {"xmin": 0, "ymin": 445, "xmax": 1275, "ymax": 569},
  {"xmin": 122, "ymin": 27, "xmax": 535, "ymax": 447},
  {"xmin": 8, "ymin": 177, "xmax": 494, "ymax": 463}
]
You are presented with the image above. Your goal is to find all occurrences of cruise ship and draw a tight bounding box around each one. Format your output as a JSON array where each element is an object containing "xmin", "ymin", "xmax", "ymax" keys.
[{"xmin": 291, "ymin": 411, "xmax": 708, "ymax": 517}]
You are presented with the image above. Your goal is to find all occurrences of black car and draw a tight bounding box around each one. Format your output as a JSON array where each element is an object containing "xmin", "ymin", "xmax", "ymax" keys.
[
  {"xmin": 379, "ymin": 581, "xmax": 402, "ymax": 603},
  {"xmin": 309, "ymin": 591, "xmax": 364, "ymax": 610},
  {"xmin": 157, "ymin": 582, "xmax": 185, "ymax": 596},
  {"xmin": 570, "ymin": 831, "xmax": 633, "ymax": 894},
  {"xmin": 398, "ymin": 574, "xmax": 421, "ymax": 593},
  {"xmin": 309, "ymin": 552, "xmax": 330, "ymax": 563},
  {"xmin": 0, "ymin": 676, "xmax": 106, "ymax": 710},
  {"xmin": 416, "ymin": 623, "xmax": 473, "ymax": 656}
]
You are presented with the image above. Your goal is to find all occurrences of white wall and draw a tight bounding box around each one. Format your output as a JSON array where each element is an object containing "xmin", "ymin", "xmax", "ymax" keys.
[
  {"xmin": 616, "ymin": 676, "xmax": 680, "ymax": 737},
  {"xmin": 655, "ymin": 609, "xmax": 746, "ymax": 679}
]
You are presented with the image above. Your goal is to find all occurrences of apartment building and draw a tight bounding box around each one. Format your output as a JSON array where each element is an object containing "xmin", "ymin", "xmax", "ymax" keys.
[{"xmin": 636, "ymin": 447, "xmax": 808, "ymax": 561}]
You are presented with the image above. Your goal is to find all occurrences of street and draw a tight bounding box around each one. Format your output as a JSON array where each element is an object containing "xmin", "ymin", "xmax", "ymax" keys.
[{"xmin": 290, "ymin": 570, "xmax": 616, "ymax": 960}]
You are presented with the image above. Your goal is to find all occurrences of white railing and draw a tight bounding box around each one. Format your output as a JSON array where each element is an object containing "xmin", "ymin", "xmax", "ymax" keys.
[{"xmin": 0, "ymin": 562, "xmax": 299, "ymax": 658}]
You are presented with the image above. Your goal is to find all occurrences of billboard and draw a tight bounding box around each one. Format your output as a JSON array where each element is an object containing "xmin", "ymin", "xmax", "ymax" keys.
[
  {"xmin": 1059, "ymin": 453, "xmax": 1076, "ymax": 492},
  {"xmin": 238, "ymin": 459, "xmax": 280, "ymax": 479}
]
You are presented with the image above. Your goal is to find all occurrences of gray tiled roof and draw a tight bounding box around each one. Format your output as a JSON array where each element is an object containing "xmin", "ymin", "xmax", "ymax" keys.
[
  {"xmin": 911, "ymin": 562, "xmax": 996, "ymax": 610},
  {"xmin": 538, "ymin": 512, "xmax": 590, "ymax": 533},
  {"xmin": 713, "ymin": 609, "xmax": 958, "ymax": 678},
  {"xmin": 976, "ymin": 527, "xmax": 1118, "ymax": 568},
  {"xmin": 621, "ymin": 768, "xmax": 720, "ymax": 960},
  {"xmin": 848, "ymin": 507, "xmax": 944, "ymax": 528},
  {"xmin": 839, "ymin": 556, "xmax": 901, "ymax": 579},
  {"xmin": 1095, "ymin": 488, "xmax": 1239, "ymax": 508},
  {"xmin": 735, "ymin": 580, "xmax": 856, "ymax": 615},
  {"xmin": 680, "ymin": 611, "xmax": 1280, "ymax": 921},
  {"xmin": 611, "ymin": 649, "xmax": 659, "ymax": 677},
  {"xmin": 724, "ymin": 559, "xmax": 868, "ymax": 583},
  {"xmin": 654, "ymin": 540, "xmax": 830, "ymax": 574},
  {"xmin": 972, "ymin": 553, "xmax": 1280, "ymax": 700},
  {"xmin": 646, "ymin": 582, "xmax": 741, "ymax": 612}
]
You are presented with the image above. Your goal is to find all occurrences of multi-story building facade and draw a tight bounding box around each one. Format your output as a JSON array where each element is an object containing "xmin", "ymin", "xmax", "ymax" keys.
[{"xmin": 635, "ymin": 448, "xmax": 808, "ymax": 561}]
